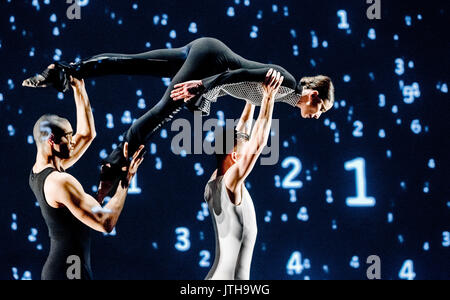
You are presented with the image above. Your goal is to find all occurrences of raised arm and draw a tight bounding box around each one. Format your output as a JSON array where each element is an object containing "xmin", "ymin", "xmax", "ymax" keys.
[
  {"xmin": 224, "ymin": 69, "xmax": 283, "ymax": 199},
  {"xmin": 235, "ymin": 102, "xmax": 256, "ymax": 136},
  {"xmin": 61, "ymin": 77, "xmax": 96, "ymax": 170},
  {"xmin": 46, "ymin": 144, "xmax": 144, "ymax": 233}
]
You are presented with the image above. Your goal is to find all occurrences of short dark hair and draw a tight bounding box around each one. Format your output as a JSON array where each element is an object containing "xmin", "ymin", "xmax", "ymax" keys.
[
  {"xmin": 299, "ymin": 75, "xmax": 335, "ymax": 105},
  {"xmin": 214, "ymin": 128, "xmax": 249, "ymax": 163},
  {"xmin": 33, "ymin": 114, "xmax": 69, "ymax": 147}
]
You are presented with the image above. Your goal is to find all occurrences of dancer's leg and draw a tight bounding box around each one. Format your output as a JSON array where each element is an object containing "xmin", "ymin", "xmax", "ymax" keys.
[
  {"xmin": 75, "ymin": 38, "xmax": 268, "ymax": 81},
  {"xmin": 70, "ymin": 47, "xmax": 190, "ymax": 79},
  {"xmin": 234, "ymin": 199, "xmax": 257, "ymax": 280},
  {"xmin": 234, "ymin": 233, "xmax": 257, "ymax": 280},
  {"xmin": 23, "ymin": 46, "xmax": 191, "ymax": 91}
]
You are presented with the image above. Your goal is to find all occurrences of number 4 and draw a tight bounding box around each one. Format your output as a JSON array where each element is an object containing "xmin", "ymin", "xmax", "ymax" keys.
[
  {"xmin": 287, "ymin": 251, "xmax": 304, "ymax": 275},
  {"xmin": 399, "ymin": 260, "xmax": 416, "ymax": 280}
]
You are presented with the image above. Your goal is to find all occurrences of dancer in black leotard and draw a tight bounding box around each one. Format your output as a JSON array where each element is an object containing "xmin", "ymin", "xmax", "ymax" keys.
[
  {"xmin": 29, "ymin": 76, "xmax": 145, "ymax": 280},
  {"xmin": 23, "ymin": 37, "xmax": 334, "ymax": 202}
]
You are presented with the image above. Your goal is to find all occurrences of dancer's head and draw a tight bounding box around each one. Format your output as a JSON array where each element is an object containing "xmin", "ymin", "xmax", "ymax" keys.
[
  {"xmin": 215, "ymin": 129, "xmax": 250, "ymax": 172},
  {"xmin": 296, "ymin": 75, "xmax": 334, "ymax": 119},
  {"xmin": 33, "ymin": 114, "xmax": 74, "ymax": 159}
]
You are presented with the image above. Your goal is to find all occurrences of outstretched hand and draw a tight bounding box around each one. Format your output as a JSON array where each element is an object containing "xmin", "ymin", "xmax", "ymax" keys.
[
  {"xmin": 262, "ymin": 69, "xmax": 284, "ymax": 98},
  {"xmin": 121, "ymin": 143, "xmax": 145, "ymax": 188},
  {"xmin": 69, "ymin": 76, "xmax": 85, "ymax": 90},
  {"xmin": 170, "ymin": 80, "xmax": 204, "ymax": 102}
]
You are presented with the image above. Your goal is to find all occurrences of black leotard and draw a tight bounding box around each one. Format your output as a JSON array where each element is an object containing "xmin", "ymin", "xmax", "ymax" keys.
[{"xmin": 29, "ymin": 167, "xmax": 93, "ymax": 280}]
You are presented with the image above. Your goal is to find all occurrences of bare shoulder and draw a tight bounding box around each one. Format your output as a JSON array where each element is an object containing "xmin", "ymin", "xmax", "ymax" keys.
[
  {"xmin": 46, "ymin": 171, "xmax": 77, "ymax": 187},
  {"xmin": 44, "ymin": 172, "xmax": 81, "ymax": 207}
]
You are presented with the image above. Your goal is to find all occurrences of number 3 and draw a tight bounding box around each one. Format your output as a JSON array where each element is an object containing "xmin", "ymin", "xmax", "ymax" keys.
[{"xmin": 175, "ymin": 227, "xmax": 191, "ymax": 252}]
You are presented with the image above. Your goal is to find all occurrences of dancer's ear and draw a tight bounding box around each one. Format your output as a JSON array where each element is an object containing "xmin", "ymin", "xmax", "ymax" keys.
[
  {"xmin": 123, "ymin": 142, "xmax": 129, "ymax": 160},
  {"xmin": 231, "ymin": 152, "xmax": 239, "ymax": 163},
  {"xmin": 311, "ymin": 90, "xmax": 319, "ymax": 98},
  {"xmin": 47, "ymin": 134, "xmax": 55, "ymax": 147}
]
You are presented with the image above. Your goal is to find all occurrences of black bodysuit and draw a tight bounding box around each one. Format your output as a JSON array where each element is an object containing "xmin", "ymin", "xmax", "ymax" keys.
[
  {"xmin": 29, "ymin": 167, "xmax": 93, "ymax": 280},
  {"xmin": 67, "ymin": 37, "xmax": 302, "ymax": 166}
]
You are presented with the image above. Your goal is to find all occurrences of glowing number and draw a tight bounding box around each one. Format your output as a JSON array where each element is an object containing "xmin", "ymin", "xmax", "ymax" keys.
[
  {"xmin": 217, "ymin": 111, "xmax": 225, "ymax": 127},
  {"xmin": 311, "ymin": 31, "xmax": 319, "ymax": 48},
  {"xmin": 395, "ymin": 58, "xmax": 405, "ymax": 76},
  {"xmin": 78, "ymin": 0, "xmax": 89, "ymax": 7},
  {"xmin": 378, "ymin": 94, "xmax": 386, "ymax": 107},
  {"xmin": 128, "ymin": 173, "xmax": 141, "ymax": 194},
  {"xmin": 443, "ymin": 231, "xmax": 450, "ymax": 247},
  {"xmin": 281, "ymin": 157, "xmax": 302, "ymax": 189},
  {"xmin": 403, "ymin": 86, "xmax": 414, "ymax": 104},
  {"xmin": 403, "ymin": 83, "xmax": 420, "ymax": 104},
  {"xmin": 410, "ymin": 119, "xmax": 422, "ymax": 134},
  {"xmin": 337, "ymin": 10, "xmax": 350, "ymax": 29},
  {"xmin": 353, "ymin": 121, "xmax": 363, "ymax": 137},
  {"xmin": 289, "ymin": 189, "xmax": 297, "ymax": 203},
  {"xmin": 344, "ymin": 158, "xmax": 376, "ymax": 207},
  {"xmin": 106, "ymin": 114, "xmax": 114, "ymax": 129},
  {"xmin": 368, "ymin": 28, "xmax": 376, "ymax": 40},
  {"xmin": 287, "ymin": 251, "xmax": 304, "ymax": 275},
  {"xmin": 199, "ymin": 250, "xmax": 211, "ymax": 268},
  {"xmin": 399, "ymin": 260, "xmax": 416, "ymax": 280},
  {"xmin": 175, "ymin": 227, "xmax": 191, "ymax": 252},
  {"xmin": 264, "ymin": 211, "xmax": 272, "ymax": 223},
  {"xmin": 121, "ymin": 111, "xmax": 132, "ymax": 124}
]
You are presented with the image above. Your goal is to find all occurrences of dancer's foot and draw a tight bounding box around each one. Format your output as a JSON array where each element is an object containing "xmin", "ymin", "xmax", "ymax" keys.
[
  {"xmin": 96, "ymin": 143, "xmax": 146, "ymax": 204},
  {"xmin": 96, "ymin": 163, "xmax": 126, "ymax": 204},
  {"xmin": 22, "ymin": 63, "xmax": 72, "ymax": 92}
]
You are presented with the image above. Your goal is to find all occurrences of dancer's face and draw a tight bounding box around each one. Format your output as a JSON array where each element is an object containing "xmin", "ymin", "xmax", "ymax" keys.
[
  {"xmin": 297, "ymin": 90, "xmax": 333, "ymax": 119},
  {"xmin": 50, "ymin": 122, "xmax": 74, "ymax": 159}
]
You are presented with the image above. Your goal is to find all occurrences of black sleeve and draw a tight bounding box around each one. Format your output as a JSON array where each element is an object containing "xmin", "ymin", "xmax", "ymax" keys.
[{"xmin": 201, "ymin": 66, "xmax": 297, "ymax": 91}]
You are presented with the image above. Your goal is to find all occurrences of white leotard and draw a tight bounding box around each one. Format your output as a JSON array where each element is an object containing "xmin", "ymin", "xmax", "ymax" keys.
[{"xmin": 204, "ymin": 172, "xmax": 257, "ymax": 280}]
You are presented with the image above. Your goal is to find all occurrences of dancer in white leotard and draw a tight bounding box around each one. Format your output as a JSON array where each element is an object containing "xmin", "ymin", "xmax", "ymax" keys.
[{"xmin": 204, "ymin": 69, "xmax": 284, "ymax": 280}]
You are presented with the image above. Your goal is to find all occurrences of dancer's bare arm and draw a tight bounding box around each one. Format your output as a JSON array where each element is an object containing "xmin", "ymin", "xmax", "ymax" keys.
[
  {"xmin": 45, "ymin": 144, "xmax": 144, "ymax": 233},
  {"xmin": 235, "ymin": 102, "xmax": 255, "ymax": 136},
  {"xmin": 61, "ymin": 77, "xmax": 96, "ymax": 169},
  {"xmin": 224, "ymin": 69, "xmax": 283, "ymax": 205},
  {"xmin": 170, "ymin": 66, "xmax": 294, "ymax": 102}
]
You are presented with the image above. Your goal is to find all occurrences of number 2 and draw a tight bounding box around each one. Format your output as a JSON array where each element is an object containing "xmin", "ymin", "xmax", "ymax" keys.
[
  {"xmin": 199, "ymin": 250, "xmax": 211, "ymax": 268},
  {"xmin": 353, "ymin": 121, "xmax": 363, "ymax": 137},
  {"xmin": 282, "ymin": 157, "xmax": 303, "ymax": 189}
]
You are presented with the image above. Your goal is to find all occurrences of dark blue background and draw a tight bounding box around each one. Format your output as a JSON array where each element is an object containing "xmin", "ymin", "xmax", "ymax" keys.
[{"xmin": 0, "ymin": 0, "xmax": 448, "ymax": 280}]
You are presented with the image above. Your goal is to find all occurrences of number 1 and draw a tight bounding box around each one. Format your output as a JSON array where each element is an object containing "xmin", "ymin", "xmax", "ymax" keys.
[
  {"xmin": 128, "ymin": 173, "xmax": 142, "ymax": 194},
  {"xmin": 345, "ymin": 158, "xmax": 376, "ymax": 207},
  {"xmin": 337, "ymin": 10, "xmax": 350, "ymax": 29}
]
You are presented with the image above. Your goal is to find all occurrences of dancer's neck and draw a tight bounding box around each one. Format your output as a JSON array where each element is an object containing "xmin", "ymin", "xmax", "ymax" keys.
[{"xmin": 34, "ymin": 151, "xmax": 63, "ymax": 173}]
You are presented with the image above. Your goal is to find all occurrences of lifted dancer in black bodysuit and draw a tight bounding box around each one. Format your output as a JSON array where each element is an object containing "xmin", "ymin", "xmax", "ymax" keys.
[{"xmin": 24, "ymin": 37, "xmax": 335, "ymax": 202}]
